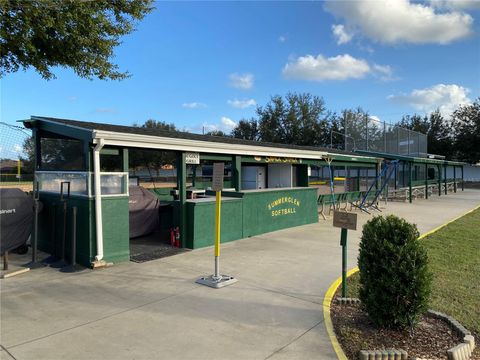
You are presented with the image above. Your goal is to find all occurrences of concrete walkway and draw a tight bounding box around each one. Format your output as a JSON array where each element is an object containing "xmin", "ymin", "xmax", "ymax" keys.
[{"xmin": 1, "ymin": 189, "xmax": 479, "ymax": 360}]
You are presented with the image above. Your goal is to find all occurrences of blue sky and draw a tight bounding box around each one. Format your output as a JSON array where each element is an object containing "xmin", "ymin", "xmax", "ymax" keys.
[{"xmin": 2, "ymin": 0, "xmax": 480, "ymax": 134}]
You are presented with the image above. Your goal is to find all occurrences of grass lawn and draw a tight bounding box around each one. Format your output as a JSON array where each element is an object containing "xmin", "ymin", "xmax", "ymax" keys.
[{"xmin": 344, "ymin": 208, "xmax": 480, "ymax": 336}]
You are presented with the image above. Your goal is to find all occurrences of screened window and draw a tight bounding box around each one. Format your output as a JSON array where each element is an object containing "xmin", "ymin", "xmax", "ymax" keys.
[{"xmin": 40, "ymin": 137, "xmax": 85, "ymax": 170}]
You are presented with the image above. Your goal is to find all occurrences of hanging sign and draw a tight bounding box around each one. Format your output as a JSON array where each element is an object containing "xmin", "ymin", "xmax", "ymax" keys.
[
  {"xmin": 212, "ymin": 162, "xmax": 225, "ymax": 191},
  {"xmin": 185, "ymin": 152, "xmax": 200, "ymax": 164}
]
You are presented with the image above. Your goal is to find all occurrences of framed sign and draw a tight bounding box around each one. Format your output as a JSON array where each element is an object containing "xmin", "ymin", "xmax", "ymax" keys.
[
  {"xmin": 185, "ymin": 152, "xmax": 200, "ymax": 164},
  {"xmin": 212, "ymin": 162, "xmax": 225, "ymax": 191},
  {"xmin": 333, "ymin": 211, "xmax": 357, "ymax": 231}
]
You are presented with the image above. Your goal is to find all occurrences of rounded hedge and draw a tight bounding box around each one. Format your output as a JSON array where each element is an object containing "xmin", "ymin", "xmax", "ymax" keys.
[{"xmin": 358, "ymin": 215, "xmax": 432, "ymax": 330}]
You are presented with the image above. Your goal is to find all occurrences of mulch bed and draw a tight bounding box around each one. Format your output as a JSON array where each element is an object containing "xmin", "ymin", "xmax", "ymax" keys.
[{"xmin": 331, "ymin": 301, "xmax": 461, "ymax": 360}]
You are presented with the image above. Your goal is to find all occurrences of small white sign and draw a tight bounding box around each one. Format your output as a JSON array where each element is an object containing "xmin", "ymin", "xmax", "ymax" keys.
[
  {"xmin": 212, "ymin": 162, "xmax": 225, "ymax": 191},
  {"xmin": 185, "ymin": 152, "xmax": 200, "ymax": 164}
]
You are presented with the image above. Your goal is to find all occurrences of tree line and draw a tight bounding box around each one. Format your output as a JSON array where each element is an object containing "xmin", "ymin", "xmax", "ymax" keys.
[{"xmin": 210, "ymin": 93, "xmax": 480, "ymax": 164}]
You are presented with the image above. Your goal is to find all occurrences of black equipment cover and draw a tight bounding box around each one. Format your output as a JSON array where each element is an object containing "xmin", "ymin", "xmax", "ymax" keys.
[
  {"xmin": 129, "ymin": 186, "xmax": 160, "ymax": 238},
  {"xmin": 0, "ymin": 188, "xmax": 34, "ymax": 255}
]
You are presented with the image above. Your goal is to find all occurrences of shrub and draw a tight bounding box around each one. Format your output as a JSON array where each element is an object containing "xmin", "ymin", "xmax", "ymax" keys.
[{"xmin": 358, "ymin": 215, "xmax": 432, "ymax": 330}]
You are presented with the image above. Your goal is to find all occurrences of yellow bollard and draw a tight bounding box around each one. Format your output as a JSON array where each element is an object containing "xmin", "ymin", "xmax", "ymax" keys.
[{"xmin": 214, "ymin": 191, "xmax": 221, "ymax": 258}]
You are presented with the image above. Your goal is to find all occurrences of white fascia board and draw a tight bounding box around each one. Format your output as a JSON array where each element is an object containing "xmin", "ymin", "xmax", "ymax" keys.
[{"xmin": 93, "ymin": 130, "xmax": 328, "ymax": 159}]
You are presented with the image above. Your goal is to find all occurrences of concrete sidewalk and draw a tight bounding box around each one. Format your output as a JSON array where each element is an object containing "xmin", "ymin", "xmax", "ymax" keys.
[{"xmin": 1, "ymin": 189, "xmax": 479, "ymax": 360}]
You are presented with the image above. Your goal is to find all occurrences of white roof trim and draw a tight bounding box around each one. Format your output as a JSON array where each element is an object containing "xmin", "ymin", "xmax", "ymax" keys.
[{"xmin": 93, "ymin": 129, "xmax": 328, "ymax": 159}]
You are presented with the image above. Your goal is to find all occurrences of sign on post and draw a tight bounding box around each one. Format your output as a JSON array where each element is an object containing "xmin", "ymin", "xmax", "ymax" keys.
[
  {"xmin": 333, "ymin": 211, "xmax": 357, "ymax": 231},
  {"xmin": 333, "ymin": 211, "xmax": 357, "ymax": 297},
  {"xmin": 196, "ymin": 162, "xmax": 237, "ymax": 289},
  {"xmin": 185, "ymin": 152, "xmax": 200, "ymax": 165},
  {"xmin": 212, "ymin": 162, "xmax": 224, "ymax": 191}
]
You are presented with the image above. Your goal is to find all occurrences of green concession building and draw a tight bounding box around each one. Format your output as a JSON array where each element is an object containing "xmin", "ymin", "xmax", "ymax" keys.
[{"xmin": 22, "ymin": 116, "xmax": 383, "ymax": 268}]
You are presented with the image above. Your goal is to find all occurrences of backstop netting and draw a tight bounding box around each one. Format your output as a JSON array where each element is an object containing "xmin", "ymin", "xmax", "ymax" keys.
[
  {"xmin": 343, "ymin": 116, "xmax": 428, "ymax": 157},
  {"xmin": 0, "ymin": 122, "xmax": 33, "ymax": 191}
]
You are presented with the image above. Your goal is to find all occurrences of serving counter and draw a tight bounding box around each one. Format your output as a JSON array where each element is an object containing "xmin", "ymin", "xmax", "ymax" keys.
[{"xmin": 185, "ymin": 187, "xmax": 318, "ymax": 249}]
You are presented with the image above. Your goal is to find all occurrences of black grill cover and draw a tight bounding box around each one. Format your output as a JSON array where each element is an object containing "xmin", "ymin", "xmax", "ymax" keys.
[
  {"xmin": 129, "ymin": 186, "xmax": 160, "ymax": 238},
  {"xmin": 0, "ymin": 188, "xmax": 34, "ymax": 255}
]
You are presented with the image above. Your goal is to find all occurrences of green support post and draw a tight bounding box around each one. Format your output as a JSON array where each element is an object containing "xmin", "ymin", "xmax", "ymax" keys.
[
  {"xmin": 438, "ymin": 164, "xmax": 442, "ymax": 196},
  {"xmin": 122, "ymin": 148, "xmax": 128, "ymax": 172},
  {"xmin": 394, "ymin": 165, "xmax": 397, "ymax": 190},
  {"xmin": 453, "ymin": 166, "xmax": 457, "ymax": 193},
  {"xmin": 177, "ymin": 152, "xmax": 187, "ymax": 247},
  {"xmin": 444, "ymin": 165, "xmax": 447, "ymax": 195},
  {"xmin": 232, "ymin": 155, "xmax": 242, "ymax": 191},
  {"xmin": 83, "ymin": 139, "xmax": 91, "ymax": 171},
  {"xmin": 425, "ymin": 163, "xmax": 428, "ymax": 199},
  {"xmin": 375, "ymin": 163, "xmax": 379, "ymax": 192},
  {"xmin": 122, "ymin": 148, "xmax": 129, "ymax": 192},
  {"xmin": 356, "ymin": 168, "xmax": 360, "ymax": 191},
  {"xmin": 408, "ymin": 161, "xmax": 412, "ymax": 203},
  {"xmin": 192, "ymin": 165, "xmax": 196, "ymax": 188},
  {"xmin": 461, "ymin": 166, "xmax": 464, "ymax": 191},
  {"xmin": 341, "ymin": 228, "xmax": 348, "ymax": 298},
  {"xmin": 33, "ymin": 128, "xmax": 41, "ymax": 170}
]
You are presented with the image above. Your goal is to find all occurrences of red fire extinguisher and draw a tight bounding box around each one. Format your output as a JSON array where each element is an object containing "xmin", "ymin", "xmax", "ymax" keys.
[
  {"xmin": 174, "ymin": 227, "xmax": 180, "ymax": 248},
  {"xmin": 170, "ymin": 228, "xmax": 175, "ymax": 247}
]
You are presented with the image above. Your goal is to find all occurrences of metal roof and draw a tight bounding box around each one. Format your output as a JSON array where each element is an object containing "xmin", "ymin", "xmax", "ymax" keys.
[
  {"xmin": 355, "ymin": 149, "xmax": 464, "ymax": 166},
  {"xmin": 22, "ymin": 116, "xmax": 380, "ymax": 164}
]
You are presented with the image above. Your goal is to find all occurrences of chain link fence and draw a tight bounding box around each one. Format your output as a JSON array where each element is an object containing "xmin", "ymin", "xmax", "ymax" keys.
[
  {"xmin": 343, "ymin": 116, "xmax": 427, "ymax": 157},
  {"xmin": 0, "ymin": 122, "xmax": 33, "ymax": 191}
]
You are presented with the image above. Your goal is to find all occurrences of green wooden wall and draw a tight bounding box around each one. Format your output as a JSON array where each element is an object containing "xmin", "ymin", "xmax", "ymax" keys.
[
  {"xmin": 37, "ymin": 193, "xmax": 129, "ymax": 267},
  {"xmin": 185, "ymin": 187, "xmax": 318, "ymax": 249},
  {"xmin": 186, "ymin": 199, "xmax": 243, "ymax": 248}
]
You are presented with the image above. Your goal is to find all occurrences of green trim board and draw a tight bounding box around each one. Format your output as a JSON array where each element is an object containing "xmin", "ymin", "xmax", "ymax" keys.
[
  {"xmin": 25, "ymin": 117, "xmax": 93, "ymax": 143},
  {"xmin": 241, "ymin": 155, "xmax": 378, "ymax": 166},
  {"xmin": 355, "ymin": 149, "xmax": 464, "ymax": 166},
  {"xmin": 199, "ymin": 153, "xmax": 233, "ymax": 161}
]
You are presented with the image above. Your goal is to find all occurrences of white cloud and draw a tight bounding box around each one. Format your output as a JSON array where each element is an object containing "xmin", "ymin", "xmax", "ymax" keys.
[
  {"xmin": 182, "ymin": 102, "xmax": 207, "ymax": 109},
  {"xmin": 227, "ymin": 98, "xmax": 256, "ymax": 109},
  {"xmin": 282, "ymin": 54, "xmax": 372, "ymax": 81},
  {"xmin": 372, "ymin": 64, "xmax": 399, "ymax": 82},
  {"xmin": 388, "ymin": 84, "xmax": 471, "ymax": 117},
  {"xmin": 325, "ymin": 0, "xmax": 473, "ymax": 44},
  {"xmin": 429, "ymin": 0, "xmax": 480, "ymax": 10},
  {"xmin": 13, "ymin": 144, "xmax": 23, "ymax": 153},
  {"xmin": 200, "ymin": 116, "xmax": 237, "ymax": 134},
  {"xmin": 229, "ymin": 73, "xmax": 254, "ymax": 89},
  {"xmin": 221, "ymin": 116, "xmax": 237, "ymax": 130},
  {"xmin": 278, "ymin": 35, "xmax": 287, "ymax": 43},
  {"xmin": 332, "ymin": 24, "xmax": 353, "ymax": 45}
]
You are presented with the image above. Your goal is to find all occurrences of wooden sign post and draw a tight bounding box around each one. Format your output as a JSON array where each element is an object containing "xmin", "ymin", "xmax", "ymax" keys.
[{"xmin": 333, "ymin": 211, "xmax": 357, "ymax": 297}]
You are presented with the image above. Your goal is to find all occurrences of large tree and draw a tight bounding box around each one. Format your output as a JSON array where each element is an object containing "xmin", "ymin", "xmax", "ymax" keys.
[
  {"xmin": 231, "ymin": 118, "xmax": 259, "ymax": 141},
  {"xmin": 451, "ymin": 98, "xmax": 480, "ymax": 164},
  {"xmin": 0, "ymin": 0, "xmax": 153, "ymax": 80},
  {"xmin": 253, "ymin": 92, "xmax": 330, "ymax": 146}
]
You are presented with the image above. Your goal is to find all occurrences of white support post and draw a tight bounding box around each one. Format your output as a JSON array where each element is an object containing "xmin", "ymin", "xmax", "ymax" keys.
[{"xmin": 93, "ymin": 139, "xmax": 105, "ymax": 265}]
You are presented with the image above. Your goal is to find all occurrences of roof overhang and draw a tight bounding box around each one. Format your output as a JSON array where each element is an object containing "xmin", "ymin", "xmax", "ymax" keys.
[
  {"xmin": 93, "ymin": 129, "xmax": 329, "ymax": 159},
  {"xmin": 355, "ymin": 149, "xmax": 464, "ymax": 166},
  {"xmin": 24, "ymin": 116, "xmax": 380, "ymax": 163}
]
